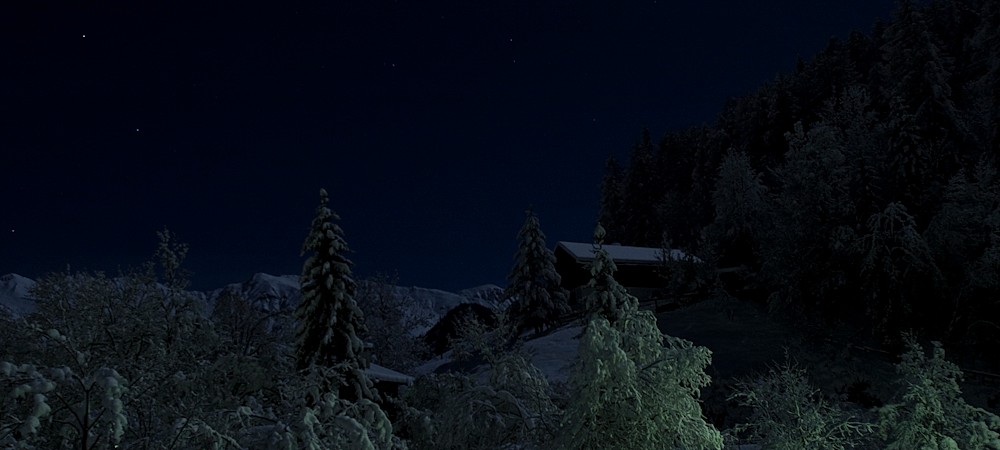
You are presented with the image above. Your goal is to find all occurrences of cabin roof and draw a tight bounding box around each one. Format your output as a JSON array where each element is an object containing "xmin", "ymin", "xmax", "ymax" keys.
[
  {"xmin": 365, "ymin": 363, "xmax": 415, "ymax": 385},
  {"xmin": 554, "ymin": 241, "xmax": 700, "ymax": 265}
]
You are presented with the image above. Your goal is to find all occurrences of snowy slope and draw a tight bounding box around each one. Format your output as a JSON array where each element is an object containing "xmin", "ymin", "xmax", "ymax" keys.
[
  {"xmin": 0, "ymin": 273, "xmax": 37, "ymax": 317},
  {"xmin": 414, "ymin": 324, "xmax": 583, "ymax": 385},
  {"xmin": 521, "ymin": 325, "xmax": 582, "ymax": 384}
]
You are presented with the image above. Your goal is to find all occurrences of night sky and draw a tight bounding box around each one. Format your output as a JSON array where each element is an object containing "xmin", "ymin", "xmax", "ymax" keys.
[{"xmin": 2, "ymin": 1, "xmax": 893, "ymax": 292}]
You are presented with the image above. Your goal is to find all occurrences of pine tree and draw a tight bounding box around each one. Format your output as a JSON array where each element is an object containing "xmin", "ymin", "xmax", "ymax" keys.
[
  {"xmin": 598, "ymin": 156, "xmax": 625, "ymax": 243},
  {"xmin": 621, "ymin": 129, "xmax": 664, "ymax": 246},
  {"xmin": 505, "ymin": 209, "xmax": 569, "ymax": 334},
  {"xmin": 879, "ymin": 0, "xmax": 967, "ymax": 219},
  {"xmin": 583, "ymin": 224, "xmax": 637, "ymax": 325},
  {"xmin": 295, "ymin": 188, "xmax": 373, "ymax": 403}
]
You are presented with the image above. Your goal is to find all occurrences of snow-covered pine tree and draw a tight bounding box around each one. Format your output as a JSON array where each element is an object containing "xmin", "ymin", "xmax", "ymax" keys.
[
  {"xmin": 505, "ymin": 208, "xmax": 570, "ymax": 334},
  {"xmin": 559, "ymin": 224, "xmax": 722, "ymax": 449},
  {"xmin": 583, "ymin": 223, "xmax": 637, "ymax": 325},
  {"xmin": 295, "ymin": 188, "xmax": 374, "ymax": 403}
]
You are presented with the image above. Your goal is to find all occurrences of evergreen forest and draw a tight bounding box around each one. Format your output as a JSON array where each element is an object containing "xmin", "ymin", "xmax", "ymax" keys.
[{"xmin": 599, "ymin": 0, "xmax": 1000, "ymax": 357}]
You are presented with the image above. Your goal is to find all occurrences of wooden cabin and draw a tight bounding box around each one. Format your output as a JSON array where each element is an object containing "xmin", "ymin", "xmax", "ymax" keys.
[{"xmin": 553, "ymin": 241, "xmax": 700, "ymax": 304}]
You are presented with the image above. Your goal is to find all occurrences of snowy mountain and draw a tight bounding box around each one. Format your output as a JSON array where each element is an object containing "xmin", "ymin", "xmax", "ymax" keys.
[
  {"xmin": 205, "ymin": 272, "xmax": 301, "ymax": 314},
  {"xmin": 0, "ymin": 273, "xmax": 37, "ymax": 317},
  {"xmin": 0, "ymin": 272, "xmax": 499, "ymax": 334}
]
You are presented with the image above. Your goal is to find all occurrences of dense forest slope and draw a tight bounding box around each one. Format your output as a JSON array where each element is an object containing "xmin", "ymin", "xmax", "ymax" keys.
[{"xmin": 599, "ymin": 0, "xmax": 1000, "ymax": 359}]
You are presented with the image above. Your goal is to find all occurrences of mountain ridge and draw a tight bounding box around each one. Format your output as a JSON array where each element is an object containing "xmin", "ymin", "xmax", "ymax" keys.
[{"xmin": 0, "ymin": 272, "xmax": 502, "ymax": 332}]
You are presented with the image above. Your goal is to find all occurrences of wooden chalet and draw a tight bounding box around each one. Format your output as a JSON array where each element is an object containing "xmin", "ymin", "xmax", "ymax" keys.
[{"xmin": 553, "ymin": 241, "xmax": 700, "ymax": 304}]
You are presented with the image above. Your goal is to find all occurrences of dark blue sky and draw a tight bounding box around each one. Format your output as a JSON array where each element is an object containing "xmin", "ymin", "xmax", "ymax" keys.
[{"xmin": 2, "ymin": 1, "xmax": 893, "ymax": 291}]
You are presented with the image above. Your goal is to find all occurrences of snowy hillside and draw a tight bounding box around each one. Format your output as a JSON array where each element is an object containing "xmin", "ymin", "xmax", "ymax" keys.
[{"xmin": 415, "ymin": 324, "xmax": 583, "ymax": 384}]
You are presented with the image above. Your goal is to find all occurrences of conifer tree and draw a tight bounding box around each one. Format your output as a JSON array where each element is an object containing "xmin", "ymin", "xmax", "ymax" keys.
[
  {"xmin": 295, "ymin": 188, "xmax": 374, "ymax": 403},
  {"xmin": 598, "ymin": 156, "xmax": 625, "ymax": 243},
  {"xmin": 879, "ymin": 0, "xmax": 967, "ymax": 219},
  {"xmin": 583, "ymin": 224, "xmax": 637, "ymax": 325},
  {"xmin": 505, "ymin": 209, "xmax": 569, "ymax": 334},
  {"xmin": 621, "ymin": 129, "xmax": 664, "ymax": 246}
]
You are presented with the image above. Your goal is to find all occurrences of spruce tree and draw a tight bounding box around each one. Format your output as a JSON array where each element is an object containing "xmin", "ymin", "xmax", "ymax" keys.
[
  {"xmin": 295, "ymin": 188, "xmax": 373, "ymax": 403},
  {"xmin": 583, "ymin": 223, "xmax": 637, "ymax": 325},
  {"xmin": 621, "ymin": 129, "xmax": 664, "ymax": 246},
  {"xmin": 879, "ymin": 0, "xmax": 967, "ymax": 219},
  {"xmin": 505, "ymin": 209, "xmax": 569, "ymax": 334},
  {"xmin": 598, "ymin": 156, "xmax": 625, "ymax": 243}
]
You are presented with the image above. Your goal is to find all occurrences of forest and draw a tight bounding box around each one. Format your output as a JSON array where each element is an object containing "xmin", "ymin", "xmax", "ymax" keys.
[
  {"xmin": 4, "ymin": 0, "xmax": 1000, "ymax": 448},
  {"xmin": 600, "ymin": 0, "xmax": 1000, "ymax": 357}
]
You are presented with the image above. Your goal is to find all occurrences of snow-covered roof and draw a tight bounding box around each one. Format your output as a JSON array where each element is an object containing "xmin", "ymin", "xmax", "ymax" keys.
[
  {"xmin": 365, "ymin": 363, "xmax": 415, "ymax": 385},
  {"xmin": 555, "ymin": 242, "xmax": 701, "ymax": 265}
]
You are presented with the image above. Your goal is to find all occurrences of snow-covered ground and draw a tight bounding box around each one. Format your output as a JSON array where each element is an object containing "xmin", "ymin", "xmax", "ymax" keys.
[{"xmin": 414, "ymin": 324, "xmax": 583, "ymax": 385}]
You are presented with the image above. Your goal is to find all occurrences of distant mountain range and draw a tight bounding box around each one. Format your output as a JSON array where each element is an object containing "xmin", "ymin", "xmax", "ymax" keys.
[{"xmin": 0, "ymin": 272, "xmax": 503, "ymax": 334}]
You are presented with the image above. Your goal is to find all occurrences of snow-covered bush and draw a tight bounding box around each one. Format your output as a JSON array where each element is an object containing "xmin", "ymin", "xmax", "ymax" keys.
[
  {"xmin": 559, "ymin": 313, "xmax": 722, "ymax": 450},
  {"xmin": 559, "ymin": 224, "xmax": 722, "ymax": 450},
  {"xmin": 728, "ymin": 356, "xmax": 874, "ymax": 449},
  {"xmin": 0, "ymin": 357, "xmax": 128, "ymax": 450},
  {"xmin": 877, "ymin": 338, "xmax": 1000, "ymax": 449},
  {"xmin": 0, "ymin": 231, "xmax": 295, "ymax": 448},
  {"xmin": 0, "ymin": 362, "xmax": 55, "ymax": 449}
]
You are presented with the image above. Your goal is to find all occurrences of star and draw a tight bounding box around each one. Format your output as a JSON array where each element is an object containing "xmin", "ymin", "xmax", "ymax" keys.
[{"xmin": 82, "ymin": 34, "xmax": 86, "ymax": 38}]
